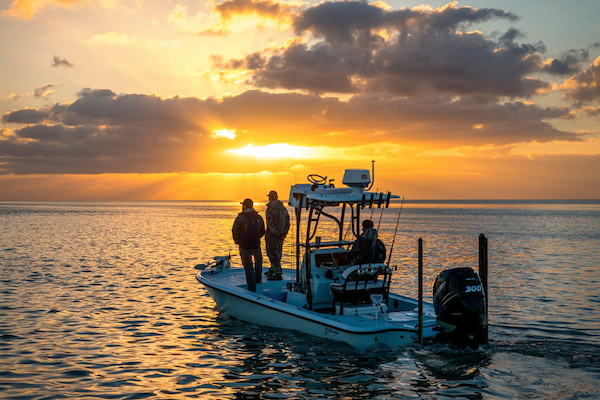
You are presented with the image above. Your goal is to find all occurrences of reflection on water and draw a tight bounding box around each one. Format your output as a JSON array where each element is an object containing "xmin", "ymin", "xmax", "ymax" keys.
[{"xmin": 1, "ymin": 200, "xmax": 599, "ymax": 399}]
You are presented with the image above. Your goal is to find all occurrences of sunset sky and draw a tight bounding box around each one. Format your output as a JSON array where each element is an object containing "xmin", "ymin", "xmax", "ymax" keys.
[{"xmin": 1, "ymin": 0, "xmax": 599, "ymax": 200}]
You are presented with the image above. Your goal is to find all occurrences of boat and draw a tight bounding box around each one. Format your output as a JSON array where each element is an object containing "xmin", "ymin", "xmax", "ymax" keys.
[{"xmin": 195, "ymin": 167, "xmax": 487, "ymax": 350}]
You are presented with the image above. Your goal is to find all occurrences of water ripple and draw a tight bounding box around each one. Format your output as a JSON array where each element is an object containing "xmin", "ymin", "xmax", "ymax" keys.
[{"xmin": 1, "ymin": 201, "xmax": 599, "ymax": 399}]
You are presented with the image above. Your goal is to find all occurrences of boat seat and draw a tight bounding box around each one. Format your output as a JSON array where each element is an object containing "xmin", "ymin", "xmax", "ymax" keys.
[
  {"xmin": 339, "ymin": 265, "xmax": 361, "ymax": 281},
  {"xmin": 330, "ymin": 265, "xmax": 391, "ymax": 315},
  {"xmin": 335, "ymin": 303, "xmax": 388, "ymax": 316}
]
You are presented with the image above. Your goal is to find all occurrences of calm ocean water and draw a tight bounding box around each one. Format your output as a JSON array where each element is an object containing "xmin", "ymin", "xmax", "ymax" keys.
[{"xmin": 1, "ymin": 200, "xmax": 599, "ymax": 399}]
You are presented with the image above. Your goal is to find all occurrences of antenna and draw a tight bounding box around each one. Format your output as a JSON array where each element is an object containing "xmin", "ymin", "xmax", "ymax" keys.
[{"xmin": 366, "ymin": 160, "xmax": 375, "ymax": 191}]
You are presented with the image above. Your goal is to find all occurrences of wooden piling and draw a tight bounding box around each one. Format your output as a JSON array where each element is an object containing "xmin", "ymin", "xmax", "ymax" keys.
[
  {"xmin": 418, "ymin": 237, "xmax": 424, "ymax": 346},
  {"xmin": 478, "ymin": 234, "xmax": 489, "ymax": 344}
]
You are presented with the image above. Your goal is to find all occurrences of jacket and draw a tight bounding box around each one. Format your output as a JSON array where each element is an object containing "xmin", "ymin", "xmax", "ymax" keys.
[
  {"xmin": 232, "ymin": 208, "xmax": 265, "ymax": 249},
  {"xmin": 352, "ymin": 228, "xmax": 386, "ymax": 263},
  {"xmin": 266, "ymin": 200, "xmax": 290, "ymax": 241}
]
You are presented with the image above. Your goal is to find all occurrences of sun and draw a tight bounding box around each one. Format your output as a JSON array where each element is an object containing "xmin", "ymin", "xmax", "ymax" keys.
[
  {"xmin": 228, "ymin": 143, "xmax": 316, "ymax": 159},
  {"xmin": 211, "ymin": 129, "xmax": 236, "ymax": 140}
]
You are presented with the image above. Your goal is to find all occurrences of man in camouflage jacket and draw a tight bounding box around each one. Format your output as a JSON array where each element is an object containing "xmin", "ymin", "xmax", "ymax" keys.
[{"xmin": 264, "ymin": 191, "xmax": 290, "ymax": 280}]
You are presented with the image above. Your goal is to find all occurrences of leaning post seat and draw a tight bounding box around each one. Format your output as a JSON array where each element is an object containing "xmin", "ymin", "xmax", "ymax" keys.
[{"xmin": 330, "ymin": 265, "xmax": 392, "ymax": 315}]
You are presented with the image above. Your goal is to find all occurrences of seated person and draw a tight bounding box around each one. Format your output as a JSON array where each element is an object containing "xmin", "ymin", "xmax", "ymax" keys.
[{"xmin": 351, "ymin": 220, "xmax": 386, "ymax": 264}]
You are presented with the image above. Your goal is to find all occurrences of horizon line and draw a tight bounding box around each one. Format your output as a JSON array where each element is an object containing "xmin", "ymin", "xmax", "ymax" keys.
[{"xmin": 1, "ymin": 199, "xmax": 599, "ymax": 204}]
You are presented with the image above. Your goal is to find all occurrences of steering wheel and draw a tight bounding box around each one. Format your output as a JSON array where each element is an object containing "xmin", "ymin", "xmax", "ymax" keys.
[{"xmin": 307, "ymin": 174, "xmax": 327, "ymax": 185}]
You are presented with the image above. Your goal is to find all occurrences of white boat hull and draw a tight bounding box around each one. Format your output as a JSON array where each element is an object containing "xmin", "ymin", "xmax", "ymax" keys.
[{"xmin": 197, "ymin": 267, "xmax": 437, "ymax": 351}]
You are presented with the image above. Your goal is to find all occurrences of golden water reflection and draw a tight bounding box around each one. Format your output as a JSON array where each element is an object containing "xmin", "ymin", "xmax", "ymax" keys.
[{"xmin": 0, "ymin": 201, "xmax": 599, "ymax": 398}]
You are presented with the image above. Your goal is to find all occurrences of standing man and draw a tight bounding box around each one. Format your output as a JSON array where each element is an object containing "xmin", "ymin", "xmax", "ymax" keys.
[
  {"xmin": 232, "ymin": 198, "xmax": 265, "ymax": 292},
  {"xmin": 265, "ymin": 190, "xmax": 290, "ymax": 281}
]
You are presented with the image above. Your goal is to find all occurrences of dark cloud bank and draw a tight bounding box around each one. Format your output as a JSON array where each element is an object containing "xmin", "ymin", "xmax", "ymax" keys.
[
  {"xmin": 218, "ymin": 2, "xmax": 593, "ymax": 97},
  {"xmin": 0, "ymin": 88, "xmax": 583, "ymax": 174},
  {"xmin": 1, "ymin": 1, "xmax": 599, "ymax": 175}
]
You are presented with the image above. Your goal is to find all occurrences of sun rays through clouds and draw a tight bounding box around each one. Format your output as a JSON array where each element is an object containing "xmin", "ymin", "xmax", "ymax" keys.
[{"xmin": 1, "ymin": 0, "xmax": 599, "ymax": 199}]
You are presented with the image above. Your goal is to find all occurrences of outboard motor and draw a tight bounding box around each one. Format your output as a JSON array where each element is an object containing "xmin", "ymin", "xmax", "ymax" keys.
[{"xmin": 433, "ymin": 267, "xmax": 487, "ymax": 349}]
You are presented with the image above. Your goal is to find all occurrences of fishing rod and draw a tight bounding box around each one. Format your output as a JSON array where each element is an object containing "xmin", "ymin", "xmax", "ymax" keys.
[
  {"xmin": 369, "ymin": 188, "xmax": 379, "ymax": 220},
  {"xmin": 375, "ymin": 192, "xmax": 385, "ymax": 230},
  {"xmin": 368, "ymin": 192, "xmax": 387, "ymax": 268},
  {"xmin": 386, "ymin": 197, "xmax": 405, "ymax": 268}
]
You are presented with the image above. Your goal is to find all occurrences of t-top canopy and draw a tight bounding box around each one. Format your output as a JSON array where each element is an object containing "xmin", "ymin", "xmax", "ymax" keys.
[{"xmin": 288, "ymin": 183, "xmax": 399, "ymax": 209}]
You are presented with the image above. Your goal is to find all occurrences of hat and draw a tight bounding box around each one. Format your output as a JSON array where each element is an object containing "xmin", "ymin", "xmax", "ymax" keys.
[
  {"xmin": 267, "ymin": 190, "xmax": 278, "ymax": 200},
  {"xmin": 240, "ymin": 198, "xmax": 253, "ymax": 208}
]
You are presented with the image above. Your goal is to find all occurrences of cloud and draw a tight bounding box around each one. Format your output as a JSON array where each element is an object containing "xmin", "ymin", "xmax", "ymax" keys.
[
  {"xmin": 167, "ymin": 0, "xmax": 302, "ymax": 35},
  {"xmin": 1, "ymin": 0, "xmax": 140, "ymax": 20},
  {"xmin": 52, "ymin": 55, "xmax": 73, "ymax": 68},
  {"xmin": 561, "ymin": 56, "xmax": 600, "ymax": 104},
  {"xmin": 580, "ymin": 106, "xmax": 600, "ymax": 117},
  {"xmin": 1, "ymin": 0, "xmax": 84, "ymax": 19},
  {"xmin": 541, "ymin": 49, "xmax": 589, "ymax": 76},
  {"xmin": 1, "ymin": 108, "xmax": 50, "ymax": 124},
  {"xmin": 7, "ymin": 94, "xmax": 21, "ymax": 102},
  {"xmin": 215, "ymin": 0, "xmax": 299, "ymax": 21},
  {"xmin": 0, "ymin": 88, "xmax": 583, "ymax": 175},
  {"xmin": 215, "ymin": 1, "xmax": 550, "ymax": 97},
  {"xmin": 294, "ymin": 1, "xmax": 517, "ymax": 44},
  {"xmin": 32, "ymin": 83, "xmax": 55, "ymax": 99},
  {"xmin": 167, "ymin": 5, "xmax": 215, "ymax": 34}
]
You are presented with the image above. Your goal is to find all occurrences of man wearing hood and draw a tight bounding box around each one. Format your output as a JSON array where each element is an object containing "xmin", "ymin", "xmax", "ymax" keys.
[
  {"xmin": 352, "ymin": 219, "xmax": 386, "ymax": 264},
  {"xmin": 232, "ymin": 198, "xmax": 265, "ymax": 292},
  {"xmin": 264, "ymin": 191, "xmax": 290, "ymax": 281}
]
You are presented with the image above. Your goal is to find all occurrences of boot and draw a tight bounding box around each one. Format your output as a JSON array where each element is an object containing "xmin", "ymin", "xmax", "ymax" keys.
[{"xmin": 268, "ymin": 273, "xmax": 283, "ymax": 281}]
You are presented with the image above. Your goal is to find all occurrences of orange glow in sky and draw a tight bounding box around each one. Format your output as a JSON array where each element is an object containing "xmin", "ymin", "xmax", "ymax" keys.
[
  {"xmin": 228, "ymin": 144, "xmax": 317, "ymax": 159},
  {"xmin": 0, "ymin": 0, "xmax": 599, "ymax": 200}
]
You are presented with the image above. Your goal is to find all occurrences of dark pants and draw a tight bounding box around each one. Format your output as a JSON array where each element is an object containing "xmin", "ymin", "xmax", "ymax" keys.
[
  {"xmin": 266, "ymin": 235, "xmax": 283, "ymax": 274},
  {"xmin": 239, "ymin": 247, "xmax": 262, "ymax": 292}
]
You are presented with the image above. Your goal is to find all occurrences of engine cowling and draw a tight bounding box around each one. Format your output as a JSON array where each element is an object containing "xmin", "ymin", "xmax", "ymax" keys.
[{"xmin": 433, "ymin": 267, "xmax": 487, "ymax": 349}]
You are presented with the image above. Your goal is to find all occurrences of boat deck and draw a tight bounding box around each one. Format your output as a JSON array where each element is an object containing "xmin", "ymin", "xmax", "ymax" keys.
[{"xmin": 199, "ymin": 266, "xmax": 437, "ymax": 332}]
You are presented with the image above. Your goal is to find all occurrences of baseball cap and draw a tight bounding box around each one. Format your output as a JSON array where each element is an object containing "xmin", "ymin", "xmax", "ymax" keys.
[
  {"xmin": 267, "ymin": 190, "xmax": 278, "ymax": 199},
  {"xmin": 240, "ymin": 198, "xmax": 253, "ymax": 208}
]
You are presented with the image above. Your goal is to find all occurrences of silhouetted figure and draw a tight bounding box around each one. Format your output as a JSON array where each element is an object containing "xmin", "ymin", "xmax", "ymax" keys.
[
  {"xmin": 264, "ymin": 190, "xmax": 290, "ymax": 281},
  {"xmin": 352, "ymin": 219, "xmax": 386, "ymax": 264},
  {"xmin": 232, "ymin": 198, "xmax": 265, "ymax": 292}
]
